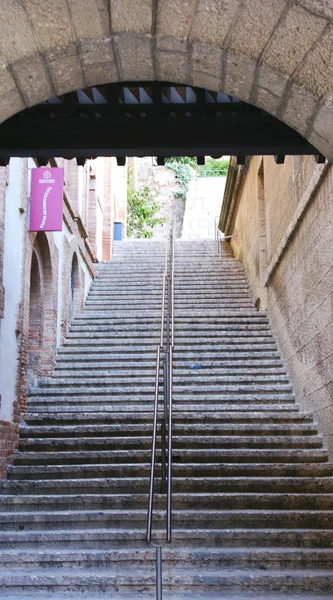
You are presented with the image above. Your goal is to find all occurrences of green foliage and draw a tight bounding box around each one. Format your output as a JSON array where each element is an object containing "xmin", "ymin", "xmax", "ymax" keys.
[
  {"xmin": 199, "ymin": 157, "xmax": 229, "ymax": 176},
  {"xmin": 127, "ymin": 178, "xmax": 163, "ymax": 238},
  {"xmin": 164, "ymin": 156, "xmax": 229, "ymax": 202},
  {"xmin": 165, "ymin": 157, "xmax": 197, "ymax": 203}
]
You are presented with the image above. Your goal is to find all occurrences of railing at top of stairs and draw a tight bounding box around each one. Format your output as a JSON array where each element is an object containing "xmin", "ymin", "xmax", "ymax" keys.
[{"xmin": 214, "ymin": 216, "xmax": 237, "ymax": 257}]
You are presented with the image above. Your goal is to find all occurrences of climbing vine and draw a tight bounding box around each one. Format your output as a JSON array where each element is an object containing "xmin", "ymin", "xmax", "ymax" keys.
[
  {"xmin": 165, "ymin": 157, "xmax": 197, "ymax": 203},
  {"xmin": 126, "ymin": 173, "xmax": 164, "ymax": 238},
  {"xmin": 165, "ymin": 157, "xmax": 229, "ymax": 202}
]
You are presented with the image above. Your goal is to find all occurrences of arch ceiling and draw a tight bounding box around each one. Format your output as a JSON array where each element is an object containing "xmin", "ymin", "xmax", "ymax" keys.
[{"xmin": 0, "ymin": 0, "xmax": 332, "ymax": 159}]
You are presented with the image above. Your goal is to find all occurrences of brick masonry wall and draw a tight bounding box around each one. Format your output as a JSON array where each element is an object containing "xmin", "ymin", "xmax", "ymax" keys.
[
  {"xmin": 225, "ymin": 155, "xmax": 333, "ymax": 457},
  {"xmin": 0, "ymin": 420, "xmax": 19, "ymax": 479}
]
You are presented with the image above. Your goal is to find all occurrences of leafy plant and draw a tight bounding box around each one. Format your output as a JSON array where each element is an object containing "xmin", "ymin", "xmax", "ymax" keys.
[
  {"xmin": 165, "ymin": 157, "xmax": 229, "ymax": 203},
  {"xmin": 199, "ymin": 157, "xmax": 229, "ymax": 176},
  {"xmin": 127, "ymin": 177, "xmax": 163, "ymax": 238},
  {"xmin": 165, "ymin": 157, "xmax": 197, "ymax": 203}
]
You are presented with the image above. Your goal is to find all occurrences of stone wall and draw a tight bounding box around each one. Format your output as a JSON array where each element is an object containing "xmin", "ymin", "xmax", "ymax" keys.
[
  {"xmin": 182, "ymin": 177, "xmax": 226, "ymax": 239},
  {"xmin": 220, "ymin": 155, "xmax": 333, "ymax": 456}
]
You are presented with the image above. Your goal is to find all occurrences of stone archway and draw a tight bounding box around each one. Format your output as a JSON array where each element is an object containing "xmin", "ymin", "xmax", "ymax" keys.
[
  {"xmin": 0, "ymin": 1, "xmax": 332, "ymax": 159},
  {"xmin": 26, "ymin": 251, "xmax": 42, "ymax": 387}
]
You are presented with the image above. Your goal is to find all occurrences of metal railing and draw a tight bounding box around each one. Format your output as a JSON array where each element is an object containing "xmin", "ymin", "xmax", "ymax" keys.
[
  {"xmin": 147, "ymin": 224, "xmax": 175, "ymax": 598},
  {"xmin": 214, "ymin": 216, "xmax": 237, "ymax": 257}
]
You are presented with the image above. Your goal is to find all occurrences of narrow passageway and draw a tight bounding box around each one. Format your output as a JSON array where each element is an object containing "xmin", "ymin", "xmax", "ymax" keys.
[{"xmin": 0, "ymin": 238, "xmax": 332, "ymax": 597}]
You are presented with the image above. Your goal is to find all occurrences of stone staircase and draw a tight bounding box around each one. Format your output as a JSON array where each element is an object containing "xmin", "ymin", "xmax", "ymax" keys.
[{"xmin": 0, "ymin": 238, "xmax": 333, "ymax": 598}]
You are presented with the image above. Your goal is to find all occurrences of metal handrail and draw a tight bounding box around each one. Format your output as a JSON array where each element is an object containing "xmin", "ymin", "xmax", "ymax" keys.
[
  {"xmin": 147, "ymin": 345, "xmax": 161, "ymax": 542},
  {"xmin": 147, "ymin": 235, "xmax": 168, "ymax": 543},
  {"xmin": 147, "ymin": 223, "xmax": 175, "ymax": 600},
  {"xmin": 167, "ymin": 226, "xmax": 175, "ymax": 542}
]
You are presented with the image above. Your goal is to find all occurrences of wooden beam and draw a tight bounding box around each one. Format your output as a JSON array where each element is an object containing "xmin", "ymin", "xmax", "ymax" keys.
[
  {"xmin": 197, "ymin": 156, "xmax": 205, "ymax": 165},
  {"xmin": 0, "ymin": 114, "xmax": 319, "ymax": 158},
  {"xmin": 274, "ymin": 155, "xmax": 285, "ymax": 164},
  {"xmin": 315, "ymin": 154, "xmax": 326, "ymax": 163}
]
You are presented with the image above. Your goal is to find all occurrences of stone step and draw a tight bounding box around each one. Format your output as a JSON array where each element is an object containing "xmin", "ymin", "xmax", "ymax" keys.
[
  {"xmin": 6, "ymin": 474, "xmax": 333, "ymax": 496},
  {"xmin": 2, "ymin": 567, "xmax": 331, "ymax": 596},
  {"xmin": 69, "ymin": 323, "xmax": 270, "ymax": 333},
  {"xmin": 26, "ymin": 403, "xmax": 300, "ymax": 415},
  {"xmin": 7, "ymin": 460, "xmax": 333, "ymax": 479},
  {"xmin": 2, "ymin": 546, "xmax": 333, "ymax": 571},
  {"xmin": 66, "ymin": 330, "xmax": 274, "ymax": 341},
  {"xmin": 1, "ymin": 507, "xmax": 333, "ymax": 530},
  {"xmin": 37, "ymin": 375, "xmax": 291, "ymax": 389},
  {"xmin": 51, "ymin": 367, "xmax": 288, "ymax": 379},
  {"xmin": 19, "ymin": 421, "xmax": 318, "ymax": 438},
  {"xmin": 18, "ymin": 434, "xmax": 322, "ymax": 452},
  {"xmin": 1, "ymin": 527, "xmax": 333, "ymax": 551},
  {"xmin": 22, "ymin": 410, "xmax": 314, "ymax": 426},
  {"xmin": 9, "ymin": 442, "xmax": 329, "ymax": 462}
]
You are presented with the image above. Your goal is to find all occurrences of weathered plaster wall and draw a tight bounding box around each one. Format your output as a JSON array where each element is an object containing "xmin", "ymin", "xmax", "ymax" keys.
[
  {"xmin": 0, "ymin": 159, "xmax": 23, "ymax": 421},
  {"xmin": 222, "ymin": 155, "xmax": 333, "ymax": 456}
]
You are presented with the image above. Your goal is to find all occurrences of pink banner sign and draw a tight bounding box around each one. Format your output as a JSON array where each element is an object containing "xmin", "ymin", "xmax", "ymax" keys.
[{"xmin": 29, "ymin": 167, "xmax": 64, "ymax": 231}]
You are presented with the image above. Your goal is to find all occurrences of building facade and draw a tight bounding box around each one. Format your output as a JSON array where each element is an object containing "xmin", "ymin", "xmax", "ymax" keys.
[{"xmin": 0, "ymin": 156, "xmax": 127, "ymax": 476}]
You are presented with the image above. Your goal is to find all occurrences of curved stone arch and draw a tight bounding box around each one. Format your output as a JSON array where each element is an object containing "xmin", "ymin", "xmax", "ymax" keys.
[
  {"xmin": 0, "ymin": 1, "xmax": 332, "ymax": 159},
  {"xmin": 60, "ymin": 238, "xmax": 84, "ymax": 343},
  {"xmin": 33, "ymin": 232, "xmax": 57, "ymax": 376},
  {"xmin": 26, "ymin": 249, "xmax": 43, "ymax": 387},
  {"xmin": 69, "ymin": 251, "xmax": 82, "ymax": 321}
]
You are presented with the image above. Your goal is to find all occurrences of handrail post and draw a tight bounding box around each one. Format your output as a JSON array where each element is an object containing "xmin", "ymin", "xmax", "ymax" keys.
[{"xmin": 156, "ymin": 546, "xmax": 163, "ymax": 600}]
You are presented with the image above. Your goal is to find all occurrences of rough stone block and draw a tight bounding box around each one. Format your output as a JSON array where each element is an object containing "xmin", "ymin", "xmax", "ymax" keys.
[
  {"xmin": 254, "ymin": 65, "xmax": 289, "ymax": 115},
  {"xmin": 49, "ymin": 54, "xmax": 85, "ymax": 96},
  {"xmin": 11, "ymin": 55, "xmax": 53, "ymax": 107},
  {"xmin": 68, "ymin": 0, "xmax": 107, "ymax": 38},
  {"xmin": 0, "ymin": 90, "xmax": 25, "ymax": 123},
  {"xmin": 111, "ymin": 0, "xmax": 153, "ymax": 33},
  {"xmin": 191, "ymin": 43, "xmax": 223, "ymax": 79},
  {"xmin": 25, "ymin": 0, "xmax": 73, "ymax": 50},
  {"xmin": 156, "ymin": 50, "xmax": 189, "ymax": 84},
  {"xmin": 192, "ymin": 72, "xmax": 221, "ymax": 94},
  {"xmin": 156, "ymin": 0, "xmax": 197, "ymax": 40},
  {"xmin": 114, "ymin": 34, "xmax": 154, "ymax": 81},
  {"xmin": 262, "ymin": 4, "xmax": 327, "ymax": 75},
  {"xmin": 292, "ymin": 0, "xmax": 333, "ymax": 21},
  {"xmin": 309, "ymin": 100, "xmax": 333, "ymax": 161},
  {"xmin": 191, "ymin": 0, "xmax": 239, "ymax": 46},
  {"xmin": 224, "ymin": 50, "xmax": 256, "ymax": 102},
  {"xmin": 0, "ymin": 0, "xmax": 38, "ymax": 62},
  {"xmin": 228, "ymin": 0, "xmax": 287, "ymax": 60},
  {"xmin": 295, "ymin": 24, "xmax": 333, "ymax": 97},
  {"xmin": 80, "ymin": 38, "xmax": 114, "ymax": 67},
  {"xmin": 85, "ymin": 63, "xmax": 118, "ymax": 88},
  {"xmin": 280, "ymin": 82, "xmax": 317, "ymax": 136},
  {"xmin": 94, "ymin": 0, "xmax": 111, "ymax": 37},
  {"xmin": 0, "ymin": 63, "xmax": 18, "ymax": 98},
  {"xmin": 44, "ymin": 42, "xmax": 79, "ymax": 63},
  {"xmin": 156, "ymin": 36, "xmax": 188, "ymax": 53}
]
